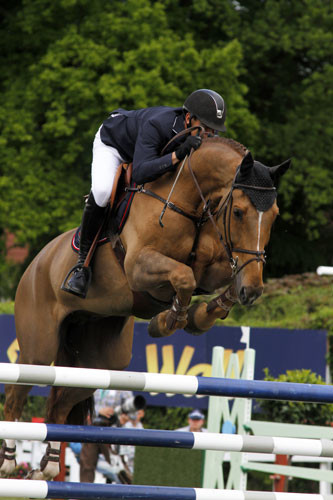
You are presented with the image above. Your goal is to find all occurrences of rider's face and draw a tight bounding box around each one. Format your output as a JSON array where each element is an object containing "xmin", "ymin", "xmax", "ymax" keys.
[{"xmin": 185, "ymin": 113, "xmax": 215, "ymax": 135}]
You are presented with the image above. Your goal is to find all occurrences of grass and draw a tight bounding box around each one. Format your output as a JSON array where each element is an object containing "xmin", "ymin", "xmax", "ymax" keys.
[
  {"xmin": 1, "ymin": 272, "xmax": 332, "ymax": 333},
  {"xmin": 217, "ymin": 272, "xmax": 333, "ymax": 331},
  {"xmin": 0, "ymin": 301, "xmax": 14, "ymax": 315}
]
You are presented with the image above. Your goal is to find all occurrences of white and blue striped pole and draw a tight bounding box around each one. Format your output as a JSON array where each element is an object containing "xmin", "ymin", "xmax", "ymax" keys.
[
  {"xmin": 0, "ymin": 363, "xmax": 333, "ymax": 403},
  {"xmin": 1, "ymin": 480, "xmax": 333, "ymax": 499},
  {"xmin": 1, "ymin": 422, "xmax": 333, "ymax": 458}
]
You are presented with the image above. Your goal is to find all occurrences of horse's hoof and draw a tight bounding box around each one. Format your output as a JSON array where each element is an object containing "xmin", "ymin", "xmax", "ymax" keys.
[
  {"xmin": 0, "ymin": 463, "xmax": 16, "ymax": 478},
  {"xmin": 25, "ymin": 468, "xmax": 45, "ymax": 480},
  {"xmin": 183, "ymin": 303, "xmax": 207, "ymax": 335},
  {"xmin": 148, "ymin": 315, "xmax": 178, "ymax": 337},
  {"xmin": 165, "ymin": 311, "xmax": 188, "ymax": 332},
  {"xmin": 0, "ymin": 467, "xmax": 16, "ymax": 478},
  {"xmin": 148, "ymin": 316, "xmax": 164, "ymax": 338}
]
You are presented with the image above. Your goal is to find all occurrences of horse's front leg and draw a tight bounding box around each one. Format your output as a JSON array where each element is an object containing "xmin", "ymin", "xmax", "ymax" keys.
[
  {"xmin": 185, "ymin": 286, "xmax": 238, "ymax": 335},
  {"xmin": 126, "ymin": 248, "xmax": 196, "ymax": 337}
]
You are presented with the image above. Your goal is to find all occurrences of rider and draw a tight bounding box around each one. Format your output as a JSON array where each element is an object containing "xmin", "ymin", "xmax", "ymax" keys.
[{"xmin": 64, "ymin": 89, "xmax": 227, "ymax": 298}]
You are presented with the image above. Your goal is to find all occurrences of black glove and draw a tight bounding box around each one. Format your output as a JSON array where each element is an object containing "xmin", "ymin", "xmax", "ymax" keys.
[{"xmin": 175, "ymin": 135, "xmax": 202, "ymax": 161}]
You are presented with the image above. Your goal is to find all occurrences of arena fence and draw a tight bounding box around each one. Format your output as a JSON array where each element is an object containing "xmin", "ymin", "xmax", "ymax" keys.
[{"xmin": 1, "ymin": 358, "xmax": 333, "ymax": 498}]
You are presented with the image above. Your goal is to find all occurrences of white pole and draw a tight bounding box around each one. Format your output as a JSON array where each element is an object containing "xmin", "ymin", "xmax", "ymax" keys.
[{"xmin": 316, "ymin": 266, "xmax": 333, "ymax": 276}]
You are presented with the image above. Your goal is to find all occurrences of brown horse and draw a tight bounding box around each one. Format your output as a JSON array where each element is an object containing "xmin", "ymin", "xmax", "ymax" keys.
[{"xmin": 1, "ymin": 137, "xmax": 290, "ymax": 479}]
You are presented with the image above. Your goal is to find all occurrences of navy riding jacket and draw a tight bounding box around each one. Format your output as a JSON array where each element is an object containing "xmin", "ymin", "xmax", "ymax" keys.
[{"xmin": 100, "ymin": 106, "xmax": 186, "ymax": 184}]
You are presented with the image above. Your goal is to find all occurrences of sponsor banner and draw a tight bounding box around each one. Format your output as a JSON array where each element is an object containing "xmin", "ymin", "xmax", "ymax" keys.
[{"xmin": 0, "ymin": 315, "xmax": 327, "ymax": 409}]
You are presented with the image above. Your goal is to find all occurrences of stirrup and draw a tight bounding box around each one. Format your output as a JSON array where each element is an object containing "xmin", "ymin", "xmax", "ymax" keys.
[{"xmin": 60, "ymin": 264, "xmax": 92, "ymax": 298}]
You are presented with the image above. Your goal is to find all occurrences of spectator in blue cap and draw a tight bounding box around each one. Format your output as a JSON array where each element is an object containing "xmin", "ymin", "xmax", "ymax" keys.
[{"xmin": 176, "ymin": 409, "xmax": 207, "ymax": 432}]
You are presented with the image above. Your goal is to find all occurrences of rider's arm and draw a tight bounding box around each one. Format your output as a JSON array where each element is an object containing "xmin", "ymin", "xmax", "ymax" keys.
[{"xmin": 132, "ymin": 122, "xmax": 179, "ymax": 184}]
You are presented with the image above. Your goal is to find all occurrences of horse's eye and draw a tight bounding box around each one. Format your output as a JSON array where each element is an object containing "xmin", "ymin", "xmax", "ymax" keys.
[{"xmin": 233, "ymin": 207, "xmax": 243, "ymax": 220}]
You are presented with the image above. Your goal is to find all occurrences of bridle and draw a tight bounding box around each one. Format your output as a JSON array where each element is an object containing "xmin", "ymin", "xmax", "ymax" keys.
[
  {"xmin": 127, "ymin": 127, "xmax": 276, "ymax": 277},
  {"xmin": 185, "ymin": 144, "xmax": 277, "ymax": 277},
  {"xmin": 212, "ymin": 179, "xmax": 276, "ymax": 276}
]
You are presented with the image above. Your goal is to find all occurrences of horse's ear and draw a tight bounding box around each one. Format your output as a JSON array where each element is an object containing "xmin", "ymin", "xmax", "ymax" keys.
[
  {"xmin": 239, "ymin": 151, "xmax": 254, "ymax": 177},
  {"xmin": 270, "ymin": 159, "xmax": 291, "ymax": 182}
]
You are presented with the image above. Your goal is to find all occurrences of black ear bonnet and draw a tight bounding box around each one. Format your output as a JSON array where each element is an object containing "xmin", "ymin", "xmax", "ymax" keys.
[
  {"xmin": 235, "ymin": 161, "xmax": 276, "ymax": 211},
  {"xmin": 234, "ymin": 152, "xmax": 291, "ymax": 212}
]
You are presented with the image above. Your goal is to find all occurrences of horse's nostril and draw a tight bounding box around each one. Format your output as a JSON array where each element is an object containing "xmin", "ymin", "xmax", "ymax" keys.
[
  {"xmin": 239, "ymin": 286, "xmax": 263, "ymax": 305},
  {"xmin": 240, "ymin": 287, "xmax": 247, "ymax": 304}
]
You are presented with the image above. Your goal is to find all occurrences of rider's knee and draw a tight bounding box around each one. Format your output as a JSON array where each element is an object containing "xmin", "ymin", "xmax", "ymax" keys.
[{"xmin": 91, "ymin": 186, "xmax": 111, "ymax": 207}]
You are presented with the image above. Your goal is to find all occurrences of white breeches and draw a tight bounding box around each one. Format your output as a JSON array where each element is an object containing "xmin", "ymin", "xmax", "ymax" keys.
[{"xmin": 91, "ymin": 127, "xmax": 124, "ymax": 207}]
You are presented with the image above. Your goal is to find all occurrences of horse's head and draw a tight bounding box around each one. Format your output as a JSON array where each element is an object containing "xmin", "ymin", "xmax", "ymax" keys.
[{"xmin": 219, "ymin": 151, "xmax": 291, "ymax": 305}]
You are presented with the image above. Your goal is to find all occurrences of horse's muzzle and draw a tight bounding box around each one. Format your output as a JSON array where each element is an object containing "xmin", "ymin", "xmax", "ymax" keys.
[{"xmin": 239, "ymin": 285, "xmax": 263, "ymax": 306}]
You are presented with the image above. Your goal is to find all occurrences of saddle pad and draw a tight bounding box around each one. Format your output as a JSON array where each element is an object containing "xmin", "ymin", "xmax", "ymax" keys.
[
  {"xmin": 71, "ymin": 189, "xmax": 135, "ymax": 254},
  {"xmin": 71, "ymin": 227, "xmax": 110, "ymax": 254},
  {"xmin": 113, "ymin": 188, "xmax": 136, "ymax": 234}
]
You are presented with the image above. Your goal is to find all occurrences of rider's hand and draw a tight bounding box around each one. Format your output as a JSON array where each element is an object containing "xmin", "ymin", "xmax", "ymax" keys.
[
  {"xmin": 98, "ymin": 406, "xmax": 114, "ymax": 418},
  {"xmin": 175, "ymin": 135, "xmax": 202, "ymax": 161}
]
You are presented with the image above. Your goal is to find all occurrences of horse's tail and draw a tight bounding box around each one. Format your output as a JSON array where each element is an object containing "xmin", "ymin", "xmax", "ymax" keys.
[{"xmin": 46, "ymin": 320, "xmax": 94, "ymax": 425}]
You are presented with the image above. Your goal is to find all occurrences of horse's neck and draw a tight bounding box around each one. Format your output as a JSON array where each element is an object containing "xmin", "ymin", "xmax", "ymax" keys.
[
  {"xmin": 178, "ymin": 145, "xmax": 241, "ymax": 208},
  {"xmin": 145, "ymin": 143, "xmax": 242, "ymax": 212}
]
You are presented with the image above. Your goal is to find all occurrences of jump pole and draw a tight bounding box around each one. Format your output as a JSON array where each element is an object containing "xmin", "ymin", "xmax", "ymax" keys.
[
  {"xmin": 1, "ymin": 479, "xmax": 333, "ymax": 499},
  {"xmin": 1, "ymin": 363, "xmax": 333, "ymax": 403},
  {"xmin": 1, "ymin": 421, "xmax": 333, "ymax": 458}
]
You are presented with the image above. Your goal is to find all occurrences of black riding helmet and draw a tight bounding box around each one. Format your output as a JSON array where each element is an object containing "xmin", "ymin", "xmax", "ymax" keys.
[{"xmin": 183, "ymin": 89, "xmax": 226, "ymax": 132}]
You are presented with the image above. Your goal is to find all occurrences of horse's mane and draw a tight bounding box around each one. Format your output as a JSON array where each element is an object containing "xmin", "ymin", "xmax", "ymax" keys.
[{"xmin": 204, "ymin": 136, "xmax": 248, "ymax": 157}]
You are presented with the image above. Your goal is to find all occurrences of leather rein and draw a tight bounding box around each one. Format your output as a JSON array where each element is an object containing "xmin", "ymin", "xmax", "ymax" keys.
[{"xmin": 127, "ymin": 126, "xmax": 275, "ymax": 277}]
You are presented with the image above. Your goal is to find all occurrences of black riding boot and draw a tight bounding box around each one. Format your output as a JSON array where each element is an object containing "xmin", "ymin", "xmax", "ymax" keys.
[{"xmin": 65, "ymin": 192, "xmax": 107, "ymax": 298}]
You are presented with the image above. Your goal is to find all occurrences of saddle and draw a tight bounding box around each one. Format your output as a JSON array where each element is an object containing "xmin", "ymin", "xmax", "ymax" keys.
[
  {"xmin": 75, "ymin": 162, "xmax": 134, "ymax": 265},
  {"xmin": 110, "ymin": 162, "xmax": 133, "ymax": 210}
]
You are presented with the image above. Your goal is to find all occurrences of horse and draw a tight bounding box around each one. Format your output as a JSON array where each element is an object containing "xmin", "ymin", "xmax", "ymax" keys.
[{"xmin": 1, "ymin": 136, "xmax": 290, "ymax": 480}]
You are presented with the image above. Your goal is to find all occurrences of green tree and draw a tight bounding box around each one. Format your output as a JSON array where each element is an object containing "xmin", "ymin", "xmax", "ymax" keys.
[
  {"xmin": 236, "ymin": 0, "xmax": 333, "ymax": 274},
  {"xmin": 162, "ymin": 0, "xmax": 333, "ymax": 275},
  {"xmin": 0, "ymin": 0, "xmax": 256, "ymax": 297},
  {"xmin": 2, "ymin": 0, "xmax": 332, "ymax": 294},
  {"xmin": 259, "ymin": 369, "xmax": 333, "ymax": 425}
]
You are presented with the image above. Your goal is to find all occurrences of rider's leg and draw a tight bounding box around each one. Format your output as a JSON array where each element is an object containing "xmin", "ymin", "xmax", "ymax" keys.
[
  {"xmin": 66, "ymin": 191, "xmax": 107, "ymax": 297},
  {"xmin": 64, "ymin": 127, "xmax": 124, "ymax": 298}
]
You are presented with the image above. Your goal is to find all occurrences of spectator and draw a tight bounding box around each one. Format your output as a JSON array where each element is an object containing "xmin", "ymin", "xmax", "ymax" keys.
[
  {"xmin": 96, "ymin": 411, "xmax": 131, "ymax": 484},
  {"xmin": 176, "ymin": 409, "xmax": 208, "ymax": 432},
  {"xmin": 79, "ymin": 389, "xmax": 133, "ymax": 483},
  {"xmin": 120, "ymin": 409, "xmax": 145, "ymax": 476},
  {"xmin": 68, "ymin": 441, "xmax": 82, "ymax": 463}
]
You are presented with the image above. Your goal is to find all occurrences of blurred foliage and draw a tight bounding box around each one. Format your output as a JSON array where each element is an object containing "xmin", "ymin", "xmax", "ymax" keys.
[
  {"xmin": 0, "ymin": 394, "xmax": 46, "ymax": 422},
  {"xmin": 0, "ymin": 0, "xmax": 332, "ymax": 298},
  {"xmin": 196, "ymin": 273, "xmax": 333, "ymax": 371},
  {"xmin": 0, "ymin": 302, "xmax": 14, "ymax": 314},
  {"xmin": 220, "ymin": 274, "xmax": 333, "ymax": 331},
  {"xmin": 141, "ymin": 405, "xmax": 192, "ymax": 430},
  {"xmin": 258, "ymin": 369, "xmax": 333, "ymax": 425}
]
